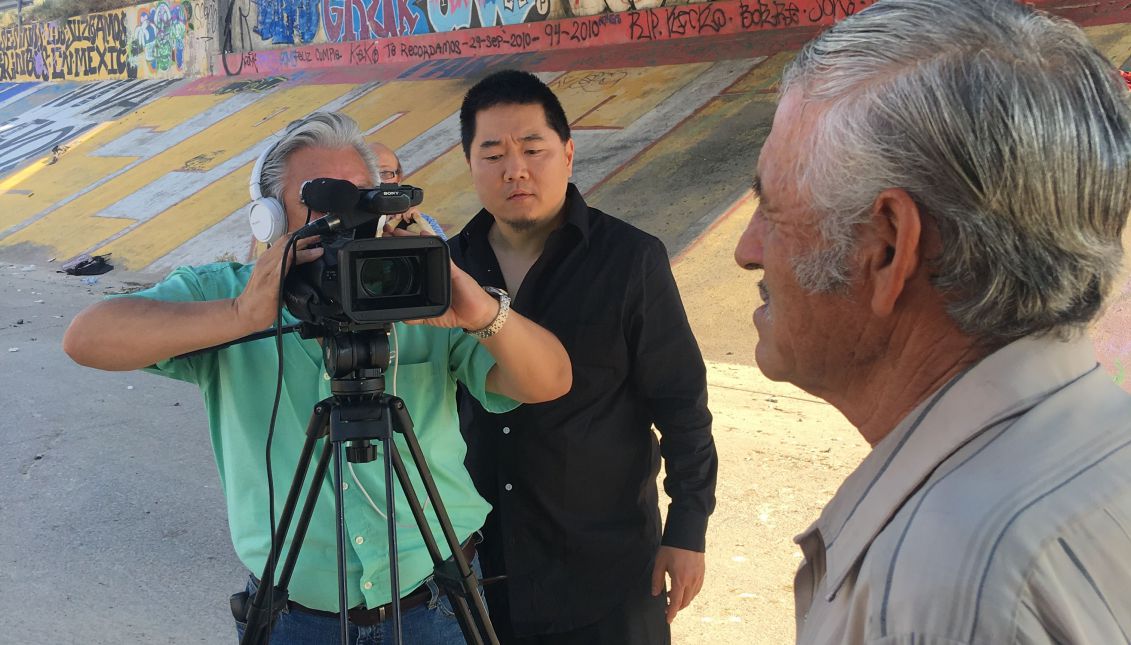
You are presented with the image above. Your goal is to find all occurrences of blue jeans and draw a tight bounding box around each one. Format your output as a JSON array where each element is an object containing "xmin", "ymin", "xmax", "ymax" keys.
[{"xmin": 235, "ymin": 555, "xmax": 487, "ymax": 644}]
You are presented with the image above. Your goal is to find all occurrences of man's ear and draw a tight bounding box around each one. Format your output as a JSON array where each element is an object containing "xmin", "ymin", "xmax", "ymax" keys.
[
  {"xmin": 565, "ymin": 138, "xmax": 575, "ymax": 178},
  {"xmin": 867, "ymin": 188, "xmax": 922, "ymax": 316}
]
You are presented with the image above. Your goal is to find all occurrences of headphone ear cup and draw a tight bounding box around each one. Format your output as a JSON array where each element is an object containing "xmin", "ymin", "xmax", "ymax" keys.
[{"xmin": 249, "ymin": 197, "xmax": 287, "ymax": 244}]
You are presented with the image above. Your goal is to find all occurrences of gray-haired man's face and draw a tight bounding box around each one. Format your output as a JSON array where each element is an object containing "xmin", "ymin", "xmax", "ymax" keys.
[{"xmin": 281, "ymin": 146, "xmax": 373, "ymax": 234}]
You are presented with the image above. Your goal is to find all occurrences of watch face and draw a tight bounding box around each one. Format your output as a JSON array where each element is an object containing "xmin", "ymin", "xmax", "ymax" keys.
[{"xmin": 485, "ymin": 286, "xmax": 509, "ymax": 298}]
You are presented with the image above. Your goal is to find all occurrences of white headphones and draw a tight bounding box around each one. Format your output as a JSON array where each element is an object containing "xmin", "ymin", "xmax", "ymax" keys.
[{"xmin": 248, "ymin": 140, "xmax": 288, "ymax": 244}]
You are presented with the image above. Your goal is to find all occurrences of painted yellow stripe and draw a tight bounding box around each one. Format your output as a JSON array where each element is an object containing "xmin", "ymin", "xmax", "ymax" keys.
[
  {"xmin": 1083, "ymin": 23, "xmax": 1131, "ymax": 66},
  {"xmin": 585, "ymin": 87, "xmax": 776, "ymax": 253},
  {"xmin": 2, "ymin": 84, "xmax": 356, "ymax": 264},
  {"xmin": 671, "ymin": 189, "xmax": 758, "ymax": 364},
  {"xmin": 340, "ymin": 79, "xmax": 472, "ymax": 149},
  {"xmin": 113, "ymin": 80, "xmax": 483, "ymax": 268},
  {"xmin": 0, "ymin": 95, "xmax": 227, "ymax": 227},
  {"xmin": 0, "ymin": 122, "xmax": 112, "ymax": 193},
  {"xmin": 726, "ymin": 51, "xmax": 795, "ymax": 94},
  {"xmin": 96, "ymin": 165, "xmax": 251, "ymax": 269},
  {"xmin": 400, "ymin": 145, "xmax": 482, "ymax": 235},
  {"xmin": 0, "ymin": 119, "xmax": 113, "ymax": 192},
  {"xmin": 563, "ymin": 64, "xmax": 711, "ymax": 130}
]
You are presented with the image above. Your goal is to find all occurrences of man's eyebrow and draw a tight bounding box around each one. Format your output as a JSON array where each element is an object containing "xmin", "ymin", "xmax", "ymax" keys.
[{"xmin": 478, "ymin": 133, "xmax": 545, "ymax": 150}]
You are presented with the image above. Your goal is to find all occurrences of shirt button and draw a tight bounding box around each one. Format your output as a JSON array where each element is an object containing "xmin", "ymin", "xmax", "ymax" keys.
[
  {"xmin": 504, "ymin": 483, "xmax": 513, "ymax": 491},
  {"xmin": 342, "ymin": 482, "xmax": 349, "ymax": 491},
  {"xmin": 355, "ymin": 536, "xmax": 365, "ymax": 545},
  {"xmin": 323, "ymin": 373, "xmax": 330, "ymax": 381},
  {"xmin": 363, "ymin": 581, "xmax": 373, "ymax": 590},
  {"xmin": 502, "ymin": 426, "xmax": 511, "ymax": 435}
]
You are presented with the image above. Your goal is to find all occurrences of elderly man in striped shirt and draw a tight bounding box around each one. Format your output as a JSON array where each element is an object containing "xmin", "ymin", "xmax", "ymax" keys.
[{"xmin": 734, "ymin": 0, "xmax": 1131, "ymax": 643}]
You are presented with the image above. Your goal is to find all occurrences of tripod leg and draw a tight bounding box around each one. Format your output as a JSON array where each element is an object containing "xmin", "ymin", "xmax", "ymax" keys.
[
  {"xmin": 333, "ymin": 444, "xmax": 351, "ymax": 644},
  {"xmin": 388, "ymin": 444, "xmax": 484, "ymax": 645},
  {"xmin": 387, "ymin": 396, "xmax": 497, "ymax": 645},
  {"xmin": 241, "ymin": 401, "xmax": 333, "ymax": 645},
  {"xmin": 382, "ymin": 433, "xmax": 404, "ymax": 641},
  {"xmin": 278, "ymin": 438, "xmax": 334, "ymax": 592}
]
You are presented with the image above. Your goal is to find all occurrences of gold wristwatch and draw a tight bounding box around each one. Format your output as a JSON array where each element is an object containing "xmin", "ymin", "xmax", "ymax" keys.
[{"xmin": 465, "ymin": 286, "xmax": 510, "ymax": 339}]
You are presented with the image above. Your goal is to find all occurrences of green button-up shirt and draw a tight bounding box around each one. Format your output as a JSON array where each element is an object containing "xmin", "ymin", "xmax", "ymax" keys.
[{"xmin": 128, "ymin": 262, "xmax": 516, "ymax": 611}]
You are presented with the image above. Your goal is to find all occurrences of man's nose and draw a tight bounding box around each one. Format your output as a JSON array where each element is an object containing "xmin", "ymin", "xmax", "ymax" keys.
[
  {"xmin": 734, "ymin": 212, "xmax": 765, "ymax": 271},
  {"xmin": 503, "ymin": 154, "xmax": 530, "ymax": 182}
]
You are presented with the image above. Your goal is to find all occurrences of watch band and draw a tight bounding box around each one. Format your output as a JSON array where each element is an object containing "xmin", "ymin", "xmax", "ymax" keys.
[{"xmin": 465, "ymin": 286, "xmax": 510, "ymax": 339}]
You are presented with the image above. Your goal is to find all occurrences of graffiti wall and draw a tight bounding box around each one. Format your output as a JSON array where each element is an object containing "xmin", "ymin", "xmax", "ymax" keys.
[
  {"xmin": 0, "ymin": 0, "xmax": 209, "ymax": 82},
  {"xmin": 211, "ymin": 0, "xmax": 1131, "ymax": 78},
  {"xmin": 218, "ymin": 0, "xmax": 872, "ymax": 76},
  {"xmin": 223, "ymin": 0, "xmax": 833, "ymax": 55},
  {"xmin": 235, "ymin": 0, "xmax": 553, "ymax": 50}
]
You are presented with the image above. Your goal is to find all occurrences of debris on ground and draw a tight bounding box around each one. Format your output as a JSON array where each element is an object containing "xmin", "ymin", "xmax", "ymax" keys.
[{"xmin": 59, "ymin": 254, "xmax": 114, "ymax": 276}]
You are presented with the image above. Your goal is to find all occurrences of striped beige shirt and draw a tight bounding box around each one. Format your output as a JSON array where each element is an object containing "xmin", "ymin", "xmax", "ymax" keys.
[{"xmin": 794, "ymin": 336, "xmax": 1131, "ymax": 645}]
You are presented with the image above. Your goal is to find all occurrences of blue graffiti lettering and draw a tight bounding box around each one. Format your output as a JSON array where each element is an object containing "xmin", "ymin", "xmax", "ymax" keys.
[
  {"xmin": 322, "ymin": 0, "xmax": 425, "ymax": 42},
  {"xmin": 425, "ymin": 0, "xmax": 543, "ymax": 33},
  {"xmin": 255, "ymin": 0, "xmax": 321, "ymax": 45}
]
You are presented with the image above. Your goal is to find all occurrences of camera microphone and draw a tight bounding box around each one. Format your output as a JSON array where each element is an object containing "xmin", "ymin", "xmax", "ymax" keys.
[
  {"xmin": 301, "ymin": 178, "xmax": 360, "ymax": 214},
  {"xmin": 295, "ymin": 178, "xmax": 364, "ymax": 238},
  {"xmin": 293, "ymin": 179, "xmax": 426, "ymax": 240}
]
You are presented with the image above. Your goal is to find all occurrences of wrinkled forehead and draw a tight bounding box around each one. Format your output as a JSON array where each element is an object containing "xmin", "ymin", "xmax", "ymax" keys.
[
  {"xmin": 758, "ymin": 91, "xmax": 815, "ymax": 187},
  {"xmin": 285, "ymin": 146, "xmax": 373, "ymax": 191}
]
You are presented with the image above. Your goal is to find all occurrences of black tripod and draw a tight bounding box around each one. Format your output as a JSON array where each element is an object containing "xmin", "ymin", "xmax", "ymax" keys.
[{"xmin": 231, "ymin": 326, "xmax": 498, "ymax": 645}]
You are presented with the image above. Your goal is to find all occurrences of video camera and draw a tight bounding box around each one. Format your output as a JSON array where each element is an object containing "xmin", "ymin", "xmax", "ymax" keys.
[{"xmin": 284, "ymin": 179, "xmax": 451, "ymax": 333}]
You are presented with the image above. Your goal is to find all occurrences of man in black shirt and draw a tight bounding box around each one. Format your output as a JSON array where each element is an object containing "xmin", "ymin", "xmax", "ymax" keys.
[{"xmin": 450, "ymin": 69, "xmax": 718, "ymax": 645}]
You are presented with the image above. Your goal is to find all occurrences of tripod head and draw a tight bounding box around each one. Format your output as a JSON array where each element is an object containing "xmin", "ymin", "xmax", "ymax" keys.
[
  {"xmin": 320, "ymin": 325, "xmax": 391, "ymax": 395},
  {"xmin": 315, "ymin": 324, "xmax": 397, "ymax": 464}
]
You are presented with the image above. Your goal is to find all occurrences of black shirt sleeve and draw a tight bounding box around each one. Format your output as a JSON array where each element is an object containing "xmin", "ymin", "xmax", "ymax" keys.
[{"xmin": 627, "ymin": 237, "xmax": 718, "ymax": 552}]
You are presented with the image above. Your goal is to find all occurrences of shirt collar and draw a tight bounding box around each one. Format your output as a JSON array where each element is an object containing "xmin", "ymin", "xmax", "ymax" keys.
[
  {"xmin": 458, "ymin": 183, "xmax": 591, "ymax": 248},
  {"xmin": 795, "ymin": 334, "xmax": 1101, "ymax": 601},
  {"xmin": 560, "ymin": 182, "xmax": 592, "ymax": 243}
]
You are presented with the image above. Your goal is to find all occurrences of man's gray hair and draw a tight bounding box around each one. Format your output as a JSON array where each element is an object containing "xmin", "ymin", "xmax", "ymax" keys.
[
  {"xmin": 259, "ymin": 111, "xmax": 378, "ymax": 203},
  {"xmin": 781, "ymin": 0, "xmax": 1131, "ymax": 345}
]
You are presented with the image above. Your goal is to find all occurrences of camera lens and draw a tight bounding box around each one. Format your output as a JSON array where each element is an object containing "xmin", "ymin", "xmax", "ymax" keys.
[{"xmin": 358, "ymin": 256, "xmax": 420, "ymax": 298}]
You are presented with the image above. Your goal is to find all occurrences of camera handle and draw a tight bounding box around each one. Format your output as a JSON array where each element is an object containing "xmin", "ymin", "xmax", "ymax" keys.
[{"xmin": 232, "ymin": 331, "xmax": 497, "ymax": 645}]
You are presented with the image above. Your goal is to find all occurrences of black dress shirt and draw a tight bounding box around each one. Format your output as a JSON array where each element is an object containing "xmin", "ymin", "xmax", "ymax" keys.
[{"xmin": 450, "ymin": 184, "xmax": 718, "ymax": 636}]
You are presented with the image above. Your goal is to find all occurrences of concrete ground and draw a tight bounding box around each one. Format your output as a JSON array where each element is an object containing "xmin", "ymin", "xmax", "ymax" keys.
[{"xmin": 0, "ymin": 264, "xmax": 239, "ymax": 643}]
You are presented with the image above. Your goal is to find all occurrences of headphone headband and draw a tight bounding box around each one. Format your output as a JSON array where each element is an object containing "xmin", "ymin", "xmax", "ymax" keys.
[
  {"xmin": 247, "ymin": 137, "xmax": 288, "ymax": 244},
  {"xmin": 248, "ymin": 140, "xmax": 279, "ymax": 202}
]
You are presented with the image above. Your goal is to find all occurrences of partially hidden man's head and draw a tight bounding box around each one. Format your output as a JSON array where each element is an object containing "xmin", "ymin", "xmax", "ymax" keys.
[
  {"xmin": 735, "ymin": 0, "xmax": 1131, "ymax": 385},
  {"xmin": 459, "ymin": 70, "xmax": 575, "ymax": 231},
  {"xmin": 369, "ymin": 141, "xmax": 402, "ymax": 184},
  {"xmin": 254, "ymin": 111, "xmax": 378, "ymax": 240}
]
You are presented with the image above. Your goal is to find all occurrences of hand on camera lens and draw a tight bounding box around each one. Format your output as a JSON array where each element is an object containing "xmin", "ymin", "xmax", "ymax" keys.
[{"xmin": 405, "ymin": 262, "xmax": 497, "ymax": 331}]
